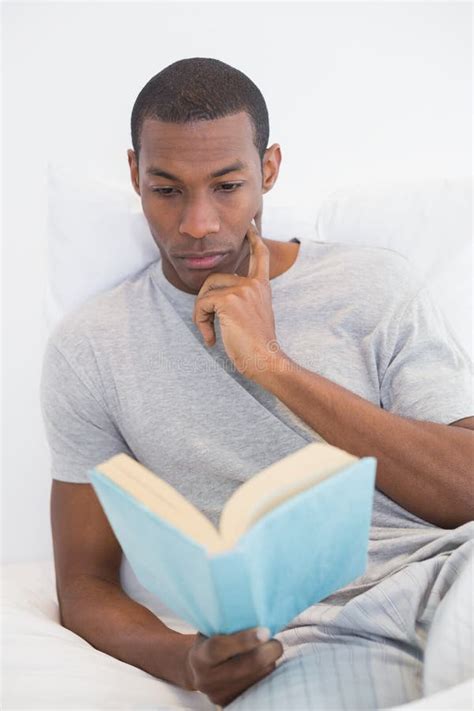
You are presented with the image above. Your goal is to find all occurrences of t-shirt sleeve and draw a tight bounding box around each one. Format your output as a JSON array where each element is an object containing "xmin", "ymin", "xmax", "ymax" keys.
[
  {"xmin": 40, "ymin": 336, "xmax": 134, "ymax": 483},
  {"xmin": 379, "ymin": 285, "xmax": 473, "ymax": 425}
]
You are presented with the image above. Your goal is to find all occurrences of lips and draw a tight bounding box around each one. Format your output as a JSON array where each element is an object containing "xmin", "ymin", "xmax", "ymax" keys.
[{"xmin": 178, "ymin": 253, "xmax": 229, "ymax": 270}]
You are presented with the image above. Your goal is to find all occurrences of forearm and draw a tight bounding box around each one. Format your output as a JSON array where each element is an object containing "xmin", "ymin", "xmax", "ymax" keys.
[
  {"xmin": 255, "ymin": 356, "xmax": 473, "ymax": 528},
  {"xmin": 59, "ymin": 574, "xmax": 196, "ymax": 689}
]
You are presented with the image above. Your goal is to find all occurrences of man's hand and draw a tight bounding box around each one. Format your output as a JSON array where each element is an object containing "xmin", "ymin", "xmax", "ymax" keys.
[
  {"xmin": 192, "ymin": 222, "xmax": 284, "ymax": 379},
  {"xmin": 184, "ymin": 627, "xmax": 283, "ymax": 707}
]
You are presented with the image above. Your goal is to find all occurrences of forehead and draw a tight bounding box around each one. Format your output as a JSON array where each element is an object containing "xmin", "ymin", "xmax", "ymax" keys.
[{"xmin": 139, "ymin": 112, "xmax": 259, "ymax": 176}]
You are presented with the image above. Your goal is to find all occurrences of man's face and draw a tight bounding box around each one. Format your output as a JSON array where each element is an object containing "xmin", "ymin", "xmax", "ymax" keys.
[{"xmin": 128, "ymin": 112, "xmax": 280, "ymax": 294}]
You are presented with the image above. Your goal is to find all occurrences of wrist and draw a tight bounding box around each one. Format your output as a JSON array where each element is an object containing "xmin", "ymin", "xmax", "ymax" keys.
[
  {"xmin": 148, "ymin": 631, "xmax": 197, "ymax": 690},
  {"xmin": 251, "ymin": 349, "xmax": 294, "ymax": 389},
  {"xmin": 179, "ymin": 633, "xmax": 199, "ymax": 691}
]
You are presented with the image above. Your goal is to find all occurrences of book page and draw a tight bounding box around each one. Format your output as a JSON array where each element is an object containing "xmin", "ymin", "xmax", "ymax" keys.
[
  {"xmin": 219, "ymin": 443, "xmax": 357, "ymax": 545},
  {"xmin": 96, "ymin": 454, "xmax": 222, "ymax": 549}
]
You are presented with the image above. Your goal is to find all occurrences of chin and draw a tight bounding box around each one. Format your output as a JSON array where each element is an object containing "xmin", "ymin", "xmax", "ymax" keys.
[
  {"xmin": 173, "ymin": 267, "xmax": 211, "ymax": 294},
  {"xmin": 182, "ymin": 266, "xmax": 222, "ymax": 287}
]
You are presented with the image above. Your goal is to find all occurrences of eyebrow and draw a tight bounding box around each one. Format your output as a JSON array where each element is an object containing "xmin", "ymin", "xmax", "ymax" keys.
[{"xmin": 145, "ymin": 161, "xmax": 248, "ymax": 181}]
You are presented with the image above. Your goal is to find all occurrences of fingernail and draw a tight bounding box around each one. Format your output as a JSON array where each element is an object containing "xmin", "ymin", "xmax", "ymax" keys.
[{"xmin": 255, "ymin": 626, "xmax": 270, "ymax": 642}]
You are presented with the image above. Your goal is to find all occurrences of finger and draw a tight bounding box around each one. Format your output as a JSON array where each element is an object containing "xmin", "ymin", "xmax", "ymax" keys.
[
  {"xmin": 196, "ymin": 272, "xmax": 242, "ymax": 301},
  {"xmin": 246, "ymin": 222, "xmax": 270, "ymax": 282},
  {"xmin": 200, "ymin": 626, "xmax": 271, "ymax": 666},
  {"xmin": 219, "ymin": 639, "xmax": 283, "ymax": 684},
  {"xmin": 192, "ymin": 297, "xmax": 216, "ymax": 346},
  {"xmin": 193, "ymin": 286, "xmax": 234, "ymax": 345}
]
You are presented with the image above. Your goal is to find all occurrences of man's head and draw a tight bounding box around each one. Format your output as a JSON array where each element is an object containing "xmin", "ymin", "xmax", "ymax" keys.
[{"xmin": 128, "ymin": 57, "xmax": 281, "ymax": 294}]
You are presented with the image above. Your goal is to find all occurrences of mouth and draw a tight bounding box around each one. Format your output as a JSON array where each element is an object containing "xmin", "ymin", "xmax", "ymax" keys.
[{"xmin": 177, "ymin": 252, "xmax": 229, "ymax": 270}]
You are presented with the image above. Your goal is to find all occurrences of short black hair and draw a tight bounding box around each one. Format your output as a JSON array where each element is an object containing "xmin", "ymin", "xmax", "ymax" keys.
[{"xmin": 130, "ymin": 57, "xmax": 269, "ymax": 169}]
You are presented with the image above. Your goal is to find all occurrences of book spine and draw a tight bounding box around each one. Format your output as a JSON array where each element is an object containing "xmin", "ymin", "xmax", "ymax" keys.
[{"xmin": 208, "ymin": 546, "xmax": 258, "ymax": 636}]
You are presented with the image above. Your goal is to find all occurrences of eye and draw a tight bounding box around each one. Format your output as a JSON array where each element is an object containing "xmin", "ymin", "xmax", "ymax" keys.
[
  {"xmin": 150, "ymin": 183, "xmax": 243, "ymax": 198},
  {"xmin": 219, "ymin": 183, "xmax": 242, "ymax": 192},
  {"xmin": 151, "ymin": 187, "xmax": 178, "ymax": 197}
]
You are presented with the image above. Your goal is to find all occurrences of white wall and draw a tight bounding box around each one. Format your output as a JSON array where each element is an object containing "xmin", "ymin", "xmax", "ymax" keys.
[{"xmin": 2, "ymin": 1, "xmax": 472, "ymax": 563}]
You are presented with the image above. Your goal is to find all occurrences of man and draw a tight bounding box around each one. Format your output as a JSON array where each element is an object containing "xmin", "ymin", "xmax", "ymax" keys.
[{"xmin": 41, "ymin": 58, "xmax": 473, "ymax": 709}]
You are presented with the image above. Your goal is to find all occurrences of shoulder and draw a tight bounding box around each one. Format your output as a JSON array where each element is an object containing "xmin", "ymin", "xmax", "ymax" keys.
[
  {"xmin": 46, "ymin": 259, "xmax": 160, "ymax": 365},
  {"xmin": 299, "ymin": 239, "xmax": 423, "ymax": 304},
  {"xmin": 283, "ymin": 239, "xmax": 426, "ymax": 336}
]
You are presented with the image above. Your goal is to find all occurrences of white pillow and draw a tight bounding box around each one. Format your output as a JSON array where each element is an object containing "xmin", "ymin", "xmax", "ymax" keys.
[
  {"xmin": 44, "ymin": 164, "xmax": 318, "ymax": 328},
  {"xmin": 44, "ymin": 165, "xmax": 158, "ymax": 328},
  {"xmin": 316, "ymin": 176, "xmax": 473, "ymax": 360}
]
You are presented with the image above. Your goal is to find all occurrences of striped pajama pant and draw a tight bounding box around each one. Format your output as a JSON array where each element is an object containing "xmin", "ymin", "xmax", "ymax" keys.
[{"xmin": 226, "ymin": 524, "xmax": 474, "ymax": 710}]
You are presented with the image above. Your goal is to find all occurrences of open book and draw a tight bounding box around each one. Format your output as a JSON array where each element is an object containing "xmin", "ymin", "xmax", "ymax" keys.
[{"xmin": 88, "ymin": 442, "xmax": 376, "ymax": 637}]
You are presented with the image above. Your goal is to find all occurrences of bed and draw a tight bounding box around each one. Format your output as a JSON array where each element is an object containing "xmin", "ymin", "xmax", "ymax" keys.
[{"xmin": 3, "ymin": 173, "xmax": 473, "ymax": 709}]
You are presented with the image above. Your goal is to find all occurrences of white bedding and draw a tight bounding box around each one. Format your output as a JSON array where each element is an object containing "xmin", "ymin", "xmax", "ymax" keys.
[{"xmin": 3, "ymin": 560, "xmax": 473, "ymax": 710}]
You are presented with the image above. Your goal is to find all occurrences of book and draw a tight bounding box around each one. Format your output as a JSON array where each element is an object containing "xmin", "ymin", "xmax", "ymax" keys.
[{"xmin": 88, "ymin": 442, "xmax": 377, "ymax": 638}]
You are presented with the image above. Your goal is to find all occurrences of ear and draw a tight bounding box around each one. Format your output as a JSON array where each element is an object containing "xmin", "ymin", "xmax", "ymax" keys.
[
  {"xmin": 261, "ymin": 144, "xmax": 282, "ymax": 195},
  {"xmin": 127, "ymin": 149, "xmax": 141, "ymax": 196}
]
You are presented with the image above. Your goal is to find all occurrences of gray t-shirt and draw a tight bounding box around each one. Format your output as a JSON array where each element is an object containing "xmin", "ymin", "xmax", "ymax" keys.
[{"xmin": 40, "ymin": 238, "xmax": 473, "ymax": 614}]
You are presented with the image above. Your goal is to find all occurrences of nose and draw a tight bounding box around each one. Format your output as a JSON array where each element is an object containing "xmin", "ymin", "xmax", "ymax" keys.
[{"xmin": 178, "ymin": 198, "xmax": 220, "ymax": 239}]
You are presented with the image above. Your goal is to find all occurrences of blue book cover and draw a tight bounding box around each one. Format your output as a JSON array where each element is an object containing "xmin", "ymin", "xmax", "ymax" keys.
[{"xmin": 87, "ymin": 444, "xmax": 376, "ymax": 637}]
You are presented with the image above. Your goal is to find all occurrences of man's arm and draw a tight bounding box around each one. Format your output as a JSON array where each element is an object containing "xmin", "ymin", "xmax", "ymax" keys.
[
  {"xmin": 51, "ymin": 480, "xmax": 196, "ymax": 690},
  {"xmin": 253, "ymin": 357, "xmax": 474, "ymax": 529},
  {"xmin": 59, "ymin": 574, "xmax": 196, "ymax": 687}
]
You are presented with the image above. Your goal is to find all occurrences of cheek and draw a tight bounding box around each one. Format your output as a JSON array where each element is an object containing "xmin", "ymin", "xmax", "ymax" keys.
[
  {"xmin": 141, "ymin": 194, "xmax": 162, "ymax": 221},
  {"xmin": 141, "ymin": 197, "xmax": 169, "ymax": 235}
]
